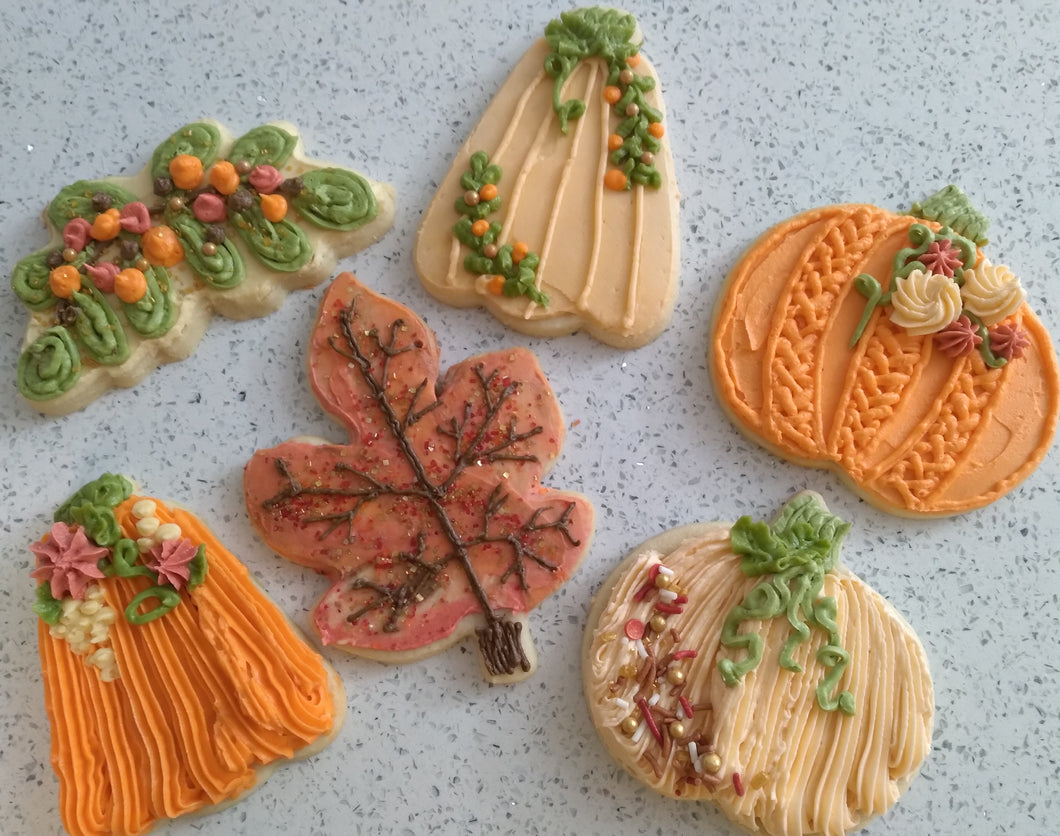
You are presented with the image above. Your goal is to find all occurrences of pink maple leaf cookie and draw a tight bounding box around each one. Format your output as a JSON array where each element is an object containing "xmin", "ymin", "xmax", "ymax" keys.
[{"xmin": 244, "ymin": 272, "xmax": 595, "ymax": 683}]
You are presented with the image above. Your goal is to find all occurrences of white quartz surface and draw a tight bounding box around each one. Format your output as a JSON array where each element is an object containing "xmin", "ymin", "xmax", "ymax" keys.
[{"xmin": 1, "ymin": 1, "xmax": 1058, "ymax": 834}]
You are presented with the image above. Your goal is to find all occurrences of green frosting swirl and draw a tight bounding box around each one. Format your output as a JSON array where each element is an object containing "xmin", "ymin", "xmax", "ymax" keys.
[
  {"xmin": 70, "ymin": 283, "xmax": 130, "ymax": 365},
  {"xmin": 125, "ymin": 585, "xmax": 181, "ymax": 625},
  {"xmin": 121, "ymin": 265, "xmax": 179, "ymax": 337},
  {"xmin": 55, "ymin": 473, "xmax": 133, "ymax": 521},
  {"xmin": 65, "ymin": 502, "xmax": 123, "ymax": 548},
  {"xmin": 229, "ymin": 204, "xmax": 312, "ymax": 273},
  {"xmin": 293, "ymin": 168, "xmax": 378, "ymax": 230},
  {"xmin": 168, "ymin": 213, "xmax": 246, "ymax": 288},
  {"xmin": 229, "ymin": 124, "xmax": 297, "ymax": 168},
  {"xmin": 46, "ymin": 180, "xmax": 138, "ymax": 230},
  {"xmin": 718, "ymin": 492, "xmax": 856, "ymax": 715},
  {"xmin": 12, "ymin": 250, "xmax": 59, "ymax": 310},
  {"xmin": 149, "ymin": 121, "xmax": 222, "ymax": 180},
  {"xmin": 17, "ymin": 327, "xmax": 81, "ymax": 401},
  {"xmin": 912, "ymin": 184, "xmax": 989, "ymax": 246}
]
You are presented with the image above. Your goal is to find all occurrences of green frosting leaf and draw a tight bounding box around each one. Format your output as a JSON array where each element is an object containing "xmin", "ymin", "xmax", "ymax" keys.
[
  {"xmin": 228, "ymin": 124, "xmax": 298, "ymax": 168},
  {"xmin": 168, "ymin": 213, "xmax": 246, "ymax": 288},
  {"xmin": 719, "ymin": 493, "xmax": 855, "ymax": 715},
  {"xmin": 121, "ymin": 265, "xmax": 179, "ymax": 337},
  {"xmin": 18, "ymin": 327, "xmax": 81, "ymax": 401},
  {"xmin": 188, "ymin": 544, "xmax": 208, "ymax": 590},
  {"xmin": 149, "ymin": 122, "xmax": 222, "ymax": 181},
  {"xmin": 70, "ymin": 282, "xmax": 130, "ymax": 365},
  {"xmin": 55, "ymin": 474, "xmax": 133, "ymax": 522},
  {"xmin": 911, "ymin": 184, "xmax": 989, "ymax": 246},
  {"xmin": 33, "ymin": 584, "xmax": 63, "ymax": 626},
  {"xmin": 293, "ymin": 168, "xmax": 378, "ymax": 230},
  {"xmin": 46, "ymin": 180, "xmax": 139, "ymax": 231},
  {"xmin": 229, "ymin": 204, "xmax": 312, "ymax": 273},
  {"xmin": 12, "ymin": 250, "xmax": 58, "ymax": 310}
]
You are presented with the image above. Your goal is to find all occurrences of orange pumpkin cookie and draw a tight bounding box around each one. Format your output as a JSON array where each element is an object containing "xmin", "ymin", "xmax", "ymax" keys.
[
  {"xmin": 711, "ymin": 186, "xmax": 1060, "ymax": 516},
  {"xmin": 29, "ymin": 474, "xmax": 345, "ymax": 836},
  {"xmin": 414, "ymin": 7, "xmax": 679, "ymax": 348},
  {"xmin": 583, "ymin": 492, "xmax": 933, "ymax": 836}
]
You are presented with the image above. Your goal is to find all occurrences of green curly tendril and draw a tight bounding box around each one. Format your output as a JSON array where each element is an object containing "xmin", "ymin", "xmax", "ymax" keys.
[{"xmin": 718, "ymin": 492, "xmax": 855, "ymax": 715}]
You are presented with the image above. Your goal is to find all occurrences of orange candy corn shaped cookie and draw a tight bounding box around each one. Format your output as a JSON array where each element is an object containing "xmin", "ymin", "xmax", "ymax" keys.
[
  {"xmin": 583, "ymin": 492, "xmax": 934, "ymax": 836},
  {"xmin": 711, "ymin": 186, "xmax": 1059, "ymax": 516},
  {"xmin": 244, "ymin": 272, "xmax": 594, "ymax": 683},
  {"xmin": 29, "ymin": 474, "xmax": 344, "ymax": 836},
  {"xmin": 415, "ymin": 7, "xmax": 680, "ymax": 348}
]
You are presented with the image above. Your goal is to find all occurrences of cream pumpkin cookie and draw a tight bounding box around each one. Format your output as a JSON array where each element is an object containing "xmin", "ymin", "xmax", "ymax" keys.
[
  {"xmin": 414, "ymin": 7, "xmax": 679, "ymax": 348},
  {"xmin": 13, "ymin": 119, "xmax": 395, "ymax": 415},
  {"xmin": 583, "ymin": 492, "xmax": 933, "ymax": 836},
  {"xmin": 244, "ymin": 272, "xmax": 594, "ymax": 683},
  {"xmin": 29, "ymin": 474, "xmax": 345, "ymax": 836},
  {"xmin": 710, "ymin": 186, "xmax": 1059, "ymax": 516}
]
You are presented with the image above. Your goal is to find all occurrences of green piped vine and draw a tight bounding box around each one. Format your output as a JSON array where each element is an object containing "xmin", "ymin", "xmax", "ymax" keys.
[{"xmin": 718, "ymin": 492, "xmax": 855, "ymax": 715}]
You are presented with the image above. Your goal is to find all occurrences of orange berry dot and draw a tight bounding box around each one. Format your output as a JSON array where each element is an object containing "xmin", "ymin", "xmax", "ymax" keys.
[
  {"xmin": 607, "ymin": 133, "xmax": 624, "ymax": 152},
  {"xmin": 49, "ymin": 265, "xmax": 81, "ymax": 299},
  {"xmin": 169, "ymin": 154, "xmax": 204, "ymax": 190},
  {"xmin": 89, "ymin": 208, "xmax": 121, "ymax": 241},
  {"xmin": 209, "ymin": 160, "xmax": 241, "ymax": 195},
  {"xmin": 648, "ymin": 122, "xmax": 665, "ymax": 139},
  {"xmin": 479, "ymin": 183, "xmax": 498, "ymax": 202},
  {"xmin": 486, "ymin": 275, "xmax": 505, "ymax": 295},
  {"xmin": 114, "ymin": 268, "xmax": 148, "ymax": 303},
  {"xmin": 471, "ymin": 219, "xmax": 490, "ymax": 237},
  {"xmin": 626, "ymin": 54, "xmax": 642, "ymax": 68},
  {"xmin": 604, "ymin": 169, "xmax": 628, "ymax": 191},
  {"xmin": 511, "ymin": 241, "xmax": 529, "ymax": 263},
  {"xmin": 260, "ymin": 192, "xmax": 288, "ymax": 222},
  {"xmin": 603, "ymin": 85, "xmax": 622, "ymax": 104},
  {"xmin": 141, "ymin": 225, "xmax": 185, "ymax": 267}
]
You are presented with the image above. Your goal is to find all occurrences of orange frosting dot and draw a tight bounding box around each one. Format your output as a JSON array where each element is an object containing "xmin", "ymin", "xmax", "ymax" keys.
[
  {"xmin": 511, "ymin": 241, "xmax": 529, "ymax": 263},
  {"xmin": 486, "ymin": 275, "xmax": 505, "ymax": 295},
  {"xmin": 603, "ymin": 85, "xmax": 622, "ymax": 104},
  {"xmin": 607, "ymin": 133, "xmax": 624, "ymax": 152},
  {"xmin": 604, "ymin": 169, "xmax": 628, "ymax": 191},
  {"xmin": 89, "ymin": 208, "xmax": 121, "ymax": 241},
  {"xmin": 471, "ymin": 219, "xmax": 490, "ymax": 237},
  {"xmin": 209, "ymin": 160, "xmax": 241, "ymax": 195},
  {"xmin": 260, "ymin": 192, "xmax": 288, "ymax": 222},
  {"xmin": 169, "ymin": 154, "xmax": 204, "ymax": 190},
  {"xmin": 114, "ymin": 268, "xmax": 148, "ymax": 303},
  {"xmin": 627, "ymin": 54, "xmax": 642, "ymax": 68},
  {"xmin": 479, "ymin": 183, "xmax": 498, "ymax": 202},
  {"xmin": 141, "ymin": 225, "xmax": 185, "ymax": 267},
  {"xmin": 49, "ymin": 265, "xmax": 81, "ymax": 299},
  {"xmin": 648, "ymin": 122, "xmax": 665, "ymax": 139}
]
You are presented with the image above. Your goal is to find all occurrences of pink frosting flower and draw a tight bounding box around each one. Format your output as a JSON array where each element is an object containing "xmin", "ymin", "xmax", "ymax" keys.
[
  {"xmin": 85, "ymin": 261, "xmax": 120, "ymax": 293},
  {"xmin": 30, "ymin": 523, "xmax": 108, "ymax": 600},
  {"xmin": 248, "ymin": 164, "xmax": 284, "ymax": 194},
  {"xmin": 989, "ymin": 323, "xmax": 1031, "ymax": 361},
  {"xmin": 145, "ymin": 538, "xmax": 199, "ymax": 590},
  {"xmin": 118, "ymin": 201, "xmax": 152, "ymax": 235},
  {"xmin": 933, "ymin": 315, "xmax": 982, "ymax": 358},
  {"xmin": 918, "ymin": 239, "xmax": 965, "ymax": 278},
  {"xmin": 62, "ymin": 218, "xmax": 92, "ymax": 252}
]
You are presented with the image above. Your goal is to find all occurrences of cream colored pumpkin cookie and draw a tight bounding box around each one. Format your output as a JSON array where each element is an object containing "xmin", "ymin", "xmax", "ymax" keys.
[
  {"xmin": 583, "ymin": 492, "xmax": 933, "ymax": 836},
  {"xmin": 414, "ymin": 7, "xmax": 679, "ymax": 348}
]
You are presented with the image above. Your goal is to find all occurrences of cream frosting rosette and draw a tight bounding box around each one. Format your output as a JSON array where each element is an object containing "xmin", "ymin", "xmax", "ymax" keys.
[
  {"xmin": 960, "ymin": 257, "xmax": 1026, "ymax": 325},
  {"xmin": 888, "ymin": 269, "xmax": 962, "ymax": 335}
]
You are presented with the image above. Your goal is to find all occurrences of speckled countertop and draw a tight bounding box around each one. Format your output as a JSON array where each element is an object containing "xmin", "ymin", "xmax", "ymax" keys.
[{"xmin": 1, "ymin": 1, "xmax": 1058, "ymax": 834}]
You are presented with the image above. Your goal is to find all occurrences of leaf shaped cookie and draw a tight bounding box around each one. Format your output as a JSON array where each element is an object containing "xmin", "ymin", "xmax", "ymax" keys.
[
  {"xmin": 13, "ymin": 120, "xmax": 395, "ymax": 415},
  {"xmin": 30, "ymin": 475, "xmax": 344, "ymax": 836},
  {"xmin": 583, "ymin": 492, "xmax": 933, "ymax": 836},
  {"xmin": 244, "ymin": 272, "xmax": 595, "ymax": 683},
  {"xmin": 711, "ymin": 186, "xmax": 1060, "ymax": 516},
  {"xmin": 415, "ymin": 7, "xmax": 679, "ymax": 348}
]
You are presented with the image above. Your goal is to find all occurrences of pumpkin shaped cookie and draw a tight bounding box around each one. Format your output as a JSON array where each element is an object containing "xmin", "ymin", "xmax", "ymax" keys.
[
  {"xmin": 711, "ymin": 186, "xmax": 1060, "ymax": 516},
  {"xmin": 583, "ymin": 492, "xmax": 933, "ymax": 836},
  {"xmin": 414, "ymin": 7, "xmax": 679, "ymax": 348}
]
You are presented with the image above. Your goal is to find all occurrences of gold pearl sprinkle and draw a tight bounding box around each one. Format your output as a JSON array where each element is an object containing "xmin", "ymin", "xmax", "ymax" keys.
[
  {"xmin": 620, "ymin": 717, "xmax": 639, "ymax": 736},
  {"xmin": 669, "ymin": 721, "xmax": 686, "ymax": 739},
  {"xmin": 649, "ymin": 614, "xmax": 667, "ymax": 633},
  {"xmin": 666, "ymin": 668, "xmax": 685, "ymax": 685},
  {"xmin": 702, "ymin": 752, "xmax": 722, "ymax": 774}
]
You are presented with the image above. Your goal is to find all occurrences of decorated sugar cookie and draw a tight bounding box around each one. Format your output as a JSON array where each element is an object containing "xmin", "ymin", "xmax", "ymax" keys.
[
  {"xmin": 415, "ymin": 7, "xmax": 679, "ymax": 348},
  {"xmin": 29, "ymin": 474, "xmax": 345, "ymax": 836},
  {"xmin": 711, "ymin": 186, "xmax": 1059, "ymax": 516},
  {"xmin": 244, "ymin": 272, "xmax": 595, "ymax": 683},
  {"xmin": 583, "ymin": 492, "xmax": 933, "ymax": 836},
  {"xmin": 13, "ymin": 120, "xmax": 395, "ymax": 415}
]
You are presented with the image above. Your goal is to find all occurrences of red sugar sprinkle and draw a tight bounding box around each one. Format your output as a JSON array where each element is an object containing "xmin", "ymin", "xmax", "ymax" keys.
[
  {"xmin": 654, "ymin": 602, "xmax": 684, "ymax": 615},
  {"xmin": 632, "ymin": 580, "xmax": 655, "ymax": 602},
  {"xmin": 624, "ymin": 618, "xmax": 645, "ymax": 640},
  {"xmin": 733, "ymin": 772, "xmax": 745, "ymax": 796},
  {"xmin": 672, "ymin": 649, "xmax": 698, "ymax": 660},
  {"xmin": 648, "ymin": 563, "xmax": 662, "ymax": 580},
  {"xmin": 636, "ymin": 697, "xmax": 663, "ymax": 745},
  {"xmin": 679, "ymin": 695, "xmax": 694, "ymax": 718},
  {"xmin": 674, "ymin": 594, "xmax": 688, "ymax": 604}
]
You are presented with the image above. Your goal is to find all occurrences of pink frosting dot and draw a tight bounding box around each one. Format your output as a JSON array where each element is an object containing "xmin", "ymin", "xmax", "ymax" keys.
[
  {"xmin": 192, "ymin": 192, "xmax": 227, "ymax": 224},
  {"xmin": 85, "ymin": 261, "xmax": 120, "ymax": 293},
  {"xmin": 62, "ymin": 217, "xmax": 92, "ymax": 252},
  {"xmin": 118, "ymin": 201, "xmax": 152, "ymax": 234},
  {"xmin": 248, "ymin": 164, "xmax": 284, "ymax": 194}
]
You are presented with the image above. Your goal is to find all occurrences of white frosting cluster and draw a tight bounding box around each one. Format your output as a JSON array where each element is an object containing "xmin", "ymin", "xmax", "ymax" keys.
[
  {"xmin": 132, "ymin": 499, "xmax": 182, "ymax": 553},
  {"xmin": 48, "ymin": 583, "xmax": 119, "ymax": 681},
  {"xmin": 960, "ymin": 257, "xmax": 1026, "ymax": 325},
  {"xmin": 888, "ymin": 269, "xmax": 963, "ymax": 335}
]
